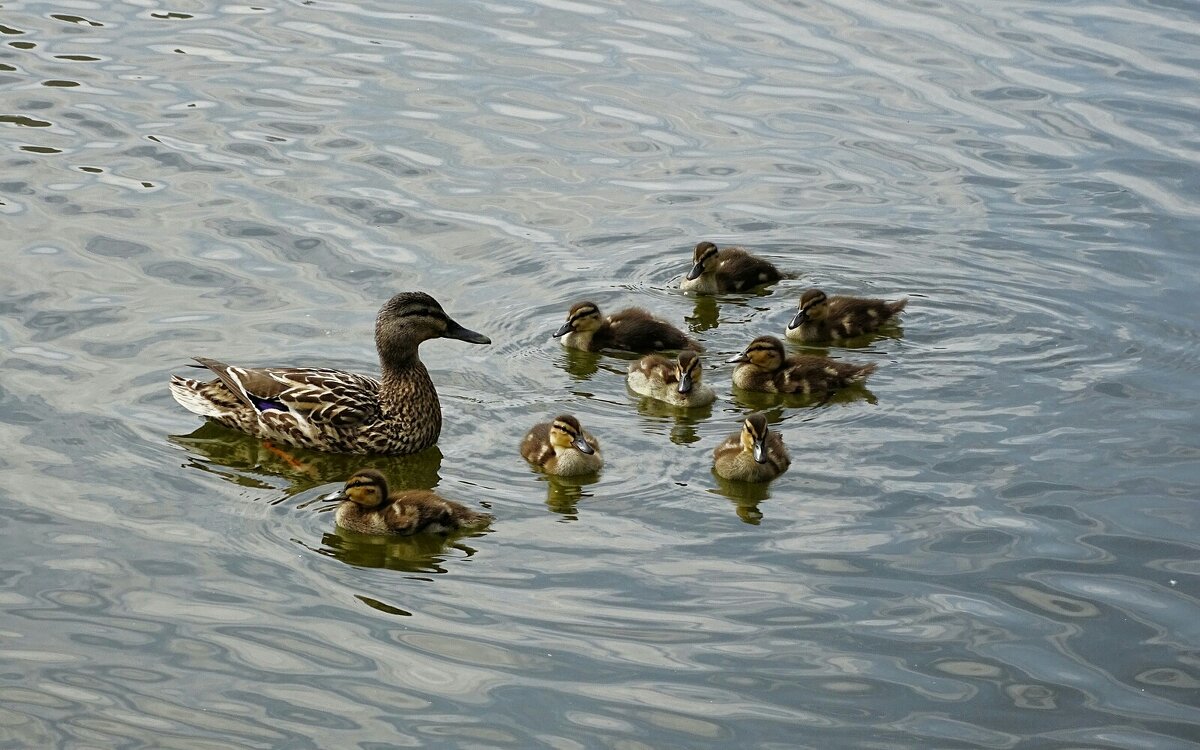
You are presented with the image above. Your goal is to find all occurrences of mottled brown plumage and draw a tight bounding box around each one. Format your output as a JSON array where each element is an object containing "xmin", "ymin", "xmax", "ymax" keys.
[
  {"xmin": 680, "ymin": 241, "xmax": 782, "ymax": 294},
  {"xmin": 627, "ymin": 350, "xmax": 715, "ymax": 407},
  {"xmin": 729, "ymin": 336, "xmax": 876, "ymax": 395},
  {"xmin": 786, "ymin": 288, "xmax": 907, "ymax": 343},
  {"xmin": 713, "ymin": 413, "xmax": 790, "ymax": 482},
  {"xmin": 553, "ymin": 301, "xmax": 702, "ymax": 354},
  {"xmin": 169, "ymin": 292, "xmax": 489, "ymax": 455},
  {"xmin": 327, "ymin": 469, "xmax": 492, "ymax": 536},
  {"xmin": 521, "ymin": 415, "xmax": 603, "ymax": 476}
]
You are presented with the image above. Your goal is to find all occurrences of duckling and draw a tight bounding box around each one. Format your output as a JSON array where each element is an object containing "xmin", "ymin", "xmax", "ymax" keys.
[
  {"xmin": 680, "ymin": 241, "xmax": 783, "ymax": 294},
  {"xmin": 326, "ymin": 469, "xmax": 492, "ymax": 536},
  {"xmin": 521, "ymin": 414, "xmax": 603, "ymax": 476},
  {"xmin": 729, "ymin": 336, "xmax": 876, "ymax": 395},
  {"xmin": 169, "ymin": 291, "xmax": 489, "ymax": 455},
  {"xmin": 627, "ymin": 350, "xmax": 716, "ymax": 407},
  {"xmin": 713, "ymin": 413, "xmax": 790, "ymax": 482},
  {"xmin": 785, "ymin": 288, "xmax": 908, "ymax": 343},
  {"xmin": 553, "ymin": 301, "xmax": 702, "ymax": 353}
]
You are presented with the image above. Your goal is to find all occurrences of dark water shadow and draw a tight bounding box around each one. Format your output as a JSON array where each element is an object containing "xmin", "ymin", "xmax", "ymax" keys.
[
  {"xmin": 539, "ymin": 472, "xmax": 601, "ymax": 519},
  {"xmin": 710, "ymin": 472, "xmax": 776, "ymax": 525},
  {"xmin": 316, "ymin": 526, "xmax": 488, "ymax": 574},
  {"xmin": 730, "ymin": 384, "xmax": 878, "ymax": 411},
  {"xmin": 169, "ymin": 421, "xmax": 444, "ymax": 501}
]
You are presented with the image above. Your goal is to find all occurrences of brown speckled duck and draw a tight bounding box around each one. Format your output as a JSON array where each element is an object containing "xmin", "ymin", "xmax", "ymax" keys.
[
  {"xmin": 169, "ymin": 292, "xmax": 489, "ymax": 455},
  {"xmin": 680, "ymin": 241, "xmax": 782, "ymax": 294},
  {"xmin": 326, "ymin": 469, "xmax": 492, "ymax": 536},
  {"xmin": 521, "ymin": 414, "xmax": 603, "ymax": 476},
  {"xmin": 553, "ymin": 301, "xmax": 701, "ymax": 353},
  {"xmin": 785, "ymin": 288, "xmax": 907, "ymax": 343},
  {"xmin": 729, "ymin": 336, "xmax": 876, "ymax": 395},
  {"xmin": 627, "ymin": 350, "xmax": 716, "ymax": 408},
  {"xmin": 713, "ymin": 413, "xmax": 790, "ymax": 482}
]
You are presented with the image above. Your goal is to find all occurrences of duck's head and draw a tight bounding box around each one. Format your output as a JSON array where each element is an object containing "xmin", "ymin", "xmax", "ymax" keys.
[
  {"xmin": 686, "ymin": 241, "xmax": 720, "ymax": 281},
  {"xmin": 789, "ymin": 288, "xmax": 828, "ymax": 329},
  {"xmin": 740, "ymin": 413, "xmax": 771, "ymax": 464},
  {"xmin": 549, "ymin": 414, "xmax": 595, "ymax": 455},
  {"xmin": 376, "ymin": 292, "xmax": 490, "ymax": 357},
  {"xmin": 727, "ymin": 336, "xmax": 784, "ymax": 371},
  {"xmin": 676, "ymin": 350, "xmax": 702, "ymax": 394},
  {"xmin": 553, "ymin": 301, "xmax": 602, "ymax": 338},
  {"xmin": 326, "ymin": 468, "xmax": 390, "ymax": 508}
]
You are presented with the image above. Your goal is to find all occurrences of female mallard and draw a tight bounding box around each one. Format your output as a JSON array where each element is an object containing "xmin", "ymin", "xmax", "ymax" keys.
[
  {"xmin": 729, "ymin": 336, "xmax": 876, "ymax": 395},
  {"xmin": 169, "ymin": 291, "xmax": 489, "ymax": 455},
  {"xmin": 553, "ymin": 300, "xmax": 701, "ymax": 353},
  {"xmin": 521, "ymin": 414, "xmax": 603, "ymax": 476},
  {"xmin": 326, "ymin": 469, "xmax": 492, "ymax": 536},
  {"xmin": 627, "ymin": 350, "xmax": 716, "ymax": 407},
  {"xmin": 680, "ymin": 241, "xmax": 782, "ymax": 294},
  {"xmin": 713, "ymin": 412, "xmax": 790, "ymax": 482},
  {"xmin": 785, "ymin": 288, "xmax": 907, "ymax": 343}
]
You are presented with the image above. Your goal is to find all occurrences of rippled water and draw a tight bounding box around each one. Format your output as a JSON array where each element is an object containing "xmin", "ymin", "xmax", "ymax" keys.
[{"xmin": 2, "ymin": 0, "xmax": 1199, "ymax": 747}]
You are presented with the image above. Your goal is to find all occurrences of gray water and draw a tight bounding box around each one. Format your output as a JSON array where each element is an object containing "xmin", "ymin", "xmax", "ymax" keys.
[{"xmin": 2, "ymin": 0, "xmax": 1199, "ymax": 747}]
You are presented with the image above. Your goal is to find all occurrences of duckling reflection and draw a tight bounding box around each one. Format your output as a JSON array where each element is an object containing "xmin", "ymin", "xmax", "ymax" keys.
[
  {"xmin": 630, "ymin": 399, "xmax": 711, "ymax": 446},
  {"xmin": 320, "ymin": 528, "xmax": 484, "ymax": 574},
  {"xmin": 540, "ymin": 473, "xmax": 601, "ymax": 519},
  {"xmin": 170, "ymin": 421, "xmax": 443, "ymax": 500},
  {"xmin": 708, "ymin": 481, "xmax": 773, "ymax": 525},
  {"xmin": 557, "ymin": 346, "xmax": 603, "ymax": 381}
]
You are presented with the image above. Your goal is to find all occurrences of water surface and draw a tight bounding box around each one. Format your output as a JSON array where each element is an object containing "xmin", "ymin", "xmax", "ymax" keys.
[{"xmin": 2, "ymin": 0, "xmax": 1199, "ymax": 747}]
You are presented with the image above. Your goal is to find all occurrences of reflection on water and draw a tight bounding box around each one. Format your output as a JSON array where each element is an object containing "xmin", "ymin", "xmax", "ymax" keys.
[
  {"xmin": 629, "ymin": 391, "xmax": 713, "ymax": 445},
  {"xmin": 3, "ymin": 0, "xmax": 1200, "ymax": 746}
]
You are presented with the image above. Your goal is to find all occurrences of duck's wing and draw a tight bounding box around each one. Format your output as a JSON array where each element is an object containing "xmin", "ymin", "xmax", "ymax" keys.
[{"xmin": 193, "ymin": 357, "xmax": 380, "ymax": 427}]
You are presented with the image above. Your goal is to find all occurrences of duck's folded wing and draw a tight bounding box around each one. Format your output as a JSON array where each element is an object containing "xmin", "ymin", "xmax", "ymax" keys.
[{"xmin": 194, "ymin": 358, "xmax": 380, "ymax": 426}]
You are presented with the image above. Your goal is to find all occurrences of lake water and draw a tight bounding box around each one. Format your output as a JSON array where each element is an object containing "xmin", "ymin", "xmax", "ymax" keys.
[{"xmin": 2, "ymin": 0, "xmax": 1199, "ymax": 747}]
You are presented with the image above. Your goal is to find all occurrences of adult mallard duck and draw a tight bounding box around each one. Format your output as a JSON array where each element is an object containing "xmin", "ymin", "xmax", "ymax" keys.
[
  {"xmin": 627, "ymin": 350, "xmax": 716, "ymax": 407},
  {"xmin": 679, "ymin": 241, "xmax": 782, "ymax": 294},
  {"xmin": 713, "ymin": 412, "xmax": 790, "ymax": 482},
  {"xmin": 785, "ymin": 288, "xmax": 907, "ymax": 343},
  {"xmin": 169, "ymin": 291, "xmax": 489, "ymax": 455},
  {"xmin": 553, "ymin": 300, "xmax": 701, "ymax": 354},
  {"xmin": 520, "ymin": 414, "xmax": 603, "ymax": 476},
  {"xmin": 325, "ymin": 469, "xmax": 492, "ymax": 536},
  {"xmin": 729, "ymin": 335, "xmax": 876, "ymax": 395}
]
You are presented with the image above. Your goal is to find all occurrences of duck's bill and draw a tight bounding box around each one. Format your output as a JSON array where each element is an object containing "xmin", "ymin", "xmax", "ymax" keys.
[
  {"xmin": 685, "ymin": 262, "xmax": 705, "ymax": 281},
  {"xmin": 572, "ymin": 435, "xmax": 595, "ymax": 455},
  {"xmin": 677, "ymin": 371, "xmax": 693, "ymax": 394},
  {"xmin": 552, "ymin": 321, "xmax": 573, "ymax": 338},
  {"xmin": 445, "ymin": 319, "xmax": 491, "ymax": 345},
  {"xmin": 752, "ymin": 439, "xmax": 767, "ymax": 464},
  {"xmin": 321, "ymin": 490, "xmax": 348, "ymax": 503},
  {"xmin": 788, "ymin": 310, "xmax": 808, "ymax": 329},
  {"xmin": 726, "ymin": 352, "xmax": 750, "ymax": 364}
]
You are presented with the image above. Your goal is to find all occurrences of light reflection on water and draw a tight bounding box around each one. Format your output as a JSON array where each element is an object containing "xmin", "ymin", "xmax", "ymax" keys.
[{"xmin": 2, "ymin": 0, "xmax": 1199, "ymax": 746}]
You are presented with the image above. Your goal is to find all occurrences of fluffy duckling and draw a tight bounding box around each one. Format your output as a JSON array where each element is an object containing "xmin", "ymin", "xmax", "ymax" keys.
[
  {"xmin": 521, "ymin": 414, "xmax": 603, "ymax": 476},
  {"xmin": 713, "ymin": 413, "xmax": 790, "ymax": 482},
  {"xmin": 627, "ymin": 350, "xmax": 716, "ymax": 407},
  {"xmin": 553, "ymin": 301, "xmax": 702, "ymax": 354},
  {"xmin": 786, "ymin": 288, "xmax": 908, "ymax": 343},
  {"xmin": 326, "ymin": 469, "xmax": 492, "ymax": 536},
  {"xmin": 729, "ymin": 336, "xmax": 876, "ymax": 395},
  {"xmin": 680, "ymin": 241, "xmax": 783, "ymax": 294}
]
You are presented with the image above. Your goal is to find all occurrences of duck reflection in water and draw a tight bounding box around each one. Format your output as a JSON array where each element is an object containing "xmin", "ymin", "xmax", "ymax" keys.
[
  {"xmin": 539, "ymin": 473, "xmax": 601, "ymax": 520},
  {"xmin": 170, "ymin": 421, "xmax": 443, "ymax": 501}
]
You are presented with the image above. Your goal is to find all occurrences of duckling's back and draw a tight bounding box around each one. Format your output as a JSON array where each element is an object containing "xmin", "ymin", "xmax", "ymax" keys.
[{"xmin": 601, "ymin": 309, "xmax": 700, "ymax": 353}]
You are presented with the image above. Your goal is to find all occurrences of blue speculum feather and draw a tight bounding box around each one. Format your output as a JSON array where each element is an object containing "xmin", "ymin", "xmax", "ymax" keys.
[{"xmin": 250, "ymin": 396, "xmax": 286, "ymax": 412}]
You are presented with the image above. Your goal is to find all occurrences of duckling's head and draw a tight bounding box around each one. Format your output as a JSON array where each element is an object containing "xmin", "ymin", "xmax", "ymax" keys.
[
  {"xmin": 740, "ymin": 413, "xmax": 771, "ymax": 464},
  {"xmin": 328, "ymin": 469, "xmax": 390, "ymax": 508},
  {"xmin": 676, "ymin": 350, "xmax": 702, "ymax": 394},
  {"xmin": 553, "ymin": 301, "xmax": 602, "ymax": 338},
  {"xmin": 789, "ymin": 288, "xmax": 828, "ymax": 328},
  {"xmin": 727, "ymin": 336, "xmax": 785, "ymax": 371},
  {"xmin": 686, "ymin": 241, "xmax": 720, "ymax": 281},
  {"xmin": 376, "ymin": 292, "xmax": 490, "ymax": 360},
  {"xmin": 549, "ymin": 414, "xmax": 595, "ymax": 455}
]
